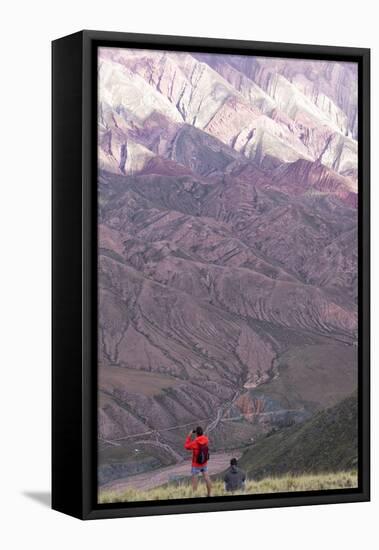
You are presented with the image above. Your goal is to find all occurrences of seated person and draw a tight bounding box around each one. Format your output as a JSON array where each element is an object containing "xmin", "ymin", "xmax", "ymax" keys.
[{"xmin": 224, "ymin": 458, "xmax": 246, "ymax": 493}]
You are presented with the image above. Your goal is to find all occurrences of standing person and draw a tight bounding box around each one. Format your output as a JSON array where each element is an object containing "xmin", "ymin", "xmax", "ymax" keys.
[
  {"xmin": 184, "ymin": 426, "xmax": 212, "ymax": 497},
  {"xmin": 224, "ymin": 458, "xmax": 246, "ymax": 493}
]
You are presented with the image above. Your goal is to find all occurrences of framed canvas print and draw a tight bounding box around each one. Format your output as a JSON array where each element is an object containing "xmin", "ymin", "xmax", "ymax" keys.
[{"xmin": 52, "ymin": 30, "xmax": 370, "ymax": 520}]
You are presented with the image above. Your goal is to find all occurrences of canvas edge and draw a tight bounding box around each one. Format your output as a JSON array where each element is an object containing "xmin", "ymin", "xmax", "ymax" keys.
[
  {"xmin": 52, "ymin": 30, "xmax": 370, "ymax": 521},
  {"xmin": 52, "ymin": 31, "xmax": 85, "ymax": 519}
]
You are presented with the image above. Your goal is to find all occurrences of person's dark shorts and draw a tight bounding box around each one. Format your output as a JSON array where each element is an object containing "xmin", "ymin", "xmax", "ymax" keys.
[{"xmin": 191, "ymin": 465, "xmax": 208, "ymax": 475}]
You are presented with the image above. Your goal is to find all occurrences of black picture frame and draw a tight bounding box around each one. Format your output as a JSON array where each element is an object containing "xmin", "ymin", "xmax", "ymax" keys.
[{"xmin": 52, "ymin": 30, "xmax": 370, "ymax": 520}]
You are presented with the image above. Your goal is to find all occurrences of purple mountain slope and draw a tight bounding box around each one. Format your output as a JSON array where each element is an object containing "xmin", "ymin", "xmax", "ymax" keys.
[{"xmin": 97, "ymin": 48, "xmax": 358, "ymax": 485}]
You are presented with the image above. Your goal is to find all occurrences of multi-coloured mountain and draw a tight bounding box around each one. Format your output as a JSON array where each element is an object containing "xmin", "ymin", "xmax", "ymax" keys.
[{"xmin": 97, "ymin": 48, "xmax": 358, "ymax": 485}]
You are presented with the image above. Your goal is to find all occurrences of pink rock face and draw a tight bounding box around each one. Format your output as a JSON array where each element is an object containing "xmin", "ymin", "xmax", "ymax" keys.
[
  {"xmin": 273, "ymin": 159, "xmax": 358, "ymax": 207},
  {"xmin": 97, "ymin": 48, "xmax": 358, "ymax": 480},
  {"xmin": 98, "ymin": 48, "xmax": 358, "ymax": 180}
]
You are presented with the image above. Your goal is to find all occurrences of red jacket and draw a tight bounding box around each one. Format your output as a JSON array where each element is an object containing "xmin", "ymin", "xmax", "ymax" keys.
[{"xmin": 184, "ymin": 434, "xmax": 209, "ymax": 467}]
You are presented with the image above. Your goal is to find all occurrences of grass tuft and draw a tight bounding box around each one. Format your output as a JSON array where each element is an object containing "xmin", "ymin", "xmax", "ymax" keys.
[{"xmin": 99, "ymin": 470, "xmax": 357, "ymax": 504}]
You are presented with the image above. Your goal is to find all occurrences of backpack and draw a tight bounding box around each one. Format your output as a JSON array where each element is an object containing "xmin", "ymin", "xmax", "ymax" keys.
[{"xmin": 197, "ymin": 442, "xmax": 210, "ymax": 465}]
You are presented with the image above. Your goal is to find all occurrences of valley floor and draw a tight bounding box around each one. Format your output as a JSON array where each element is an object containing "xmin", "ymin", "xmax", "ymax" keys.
[{"xmin": 99, "ymin": 471, "xmax": 358, "ymax": 504}]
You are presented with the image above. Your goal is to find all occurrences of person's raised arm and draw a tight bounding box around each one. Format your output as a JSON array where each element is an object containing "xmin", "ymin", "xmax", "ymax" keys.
[{"xmin": 184, "ymin": 430, "xmax": 196, "ymax": 449}]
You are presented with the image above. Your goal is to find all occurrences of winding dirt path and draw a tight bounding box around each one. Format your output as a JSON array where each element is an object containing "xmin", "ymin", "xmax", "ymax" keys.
[{"xmin": 100, "ymin": 450, "xmax": 242, "ymax": 493}]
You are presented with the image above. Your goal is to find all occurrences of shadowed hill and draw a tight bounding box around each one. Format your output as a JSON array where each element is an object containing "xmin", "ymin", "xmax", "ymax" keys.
[{"xmin": 239, "ymin": 392, "xmax": 358, "ymax": 479}]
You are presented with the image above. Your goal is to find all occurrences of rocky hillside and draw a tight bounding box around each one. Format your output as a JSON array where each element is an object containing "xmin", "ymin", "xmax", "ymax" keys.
[{"xmin": 99, "ymin": 48, "xmax": 357, "ymax": 183}]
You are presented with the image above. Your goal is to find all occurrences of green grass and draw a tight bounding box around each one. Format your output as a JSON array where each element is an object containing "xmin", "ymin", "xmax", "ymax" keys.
[{"xmin": 98, "ymin": 471, "xmax": 357, "ymax": 503}]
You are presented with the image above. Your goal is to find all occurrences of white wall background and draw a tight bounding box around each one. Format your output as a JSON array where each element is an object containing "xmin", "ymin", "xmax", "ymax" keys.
[{"xmin": 1, "ymin": 0, "xmax": 376, "ymax": 547}]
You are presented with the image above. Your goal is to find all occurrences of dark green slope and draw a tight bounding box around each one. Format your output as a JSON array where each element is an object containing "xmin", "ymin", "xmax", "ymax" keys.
[{"xmin": 239, "ymin": 392, "xmax": 358, "ymax": 479}]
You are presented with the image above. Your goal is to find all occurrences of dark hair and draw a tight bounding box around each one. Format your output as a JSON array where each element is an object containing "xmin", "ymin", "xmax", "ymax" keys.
[
  {"xmin": 230, "ymin": 458, "xmax": 238, "ymax": 466},
  {"xmin": 195, "ymin": 426, "xmax": 203, "ymax": 436}
]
